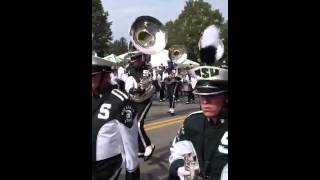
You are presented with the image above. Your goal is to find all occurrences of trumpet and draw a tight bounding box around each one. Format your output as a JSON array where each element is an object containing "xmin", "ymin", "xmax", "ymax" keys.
[{"xmin": 183, "ymin": 152, "xmax": 200, "ymax": 180}]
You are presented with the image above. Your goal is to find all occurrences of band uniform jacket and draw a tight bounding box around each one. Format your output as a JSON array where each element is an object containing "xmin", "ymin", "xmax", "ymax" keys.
[
  {"xmin": 169, "ymin": 111, "xmax": 228, "ymax": 179},
  {"xmin": 92, "ymin": 89, "xmax": 139, "ymax": 177}
]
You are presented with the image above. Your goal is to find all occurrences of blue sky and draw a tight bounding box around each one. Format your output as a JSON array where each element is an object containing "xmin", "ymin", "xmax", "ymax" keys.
[{"xmin": 101, "ymin": 0, "xmax": 228, "ymax": 41}]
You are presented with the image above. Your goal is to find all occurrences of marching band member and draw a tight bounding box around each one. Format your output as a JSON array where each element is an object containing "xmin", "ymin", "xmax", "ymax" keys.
[
  {"xmin": 159, "ymin": 63, "xmax": 167, "ymax": 102},
  {"xmin": 183, "ymin": 68, "xmax": 193, "ymax": 104},
  {"xmin": 125, "ymin": 16, "xmax": 167, "ymax": 161},
  {"xmin": 124, "ymin": 46, "xmax": 156, "ymax": 161},
  {"xmin": 165, "ymin": 68, "xmax": 178, "ymax": 115},
  {"xmin": 92, "ymin": 56, "xmax": 140, "ymax": 180},
  {"xmin": 169, "ymin": 25, "xmax": 228, "ymax": 180}
]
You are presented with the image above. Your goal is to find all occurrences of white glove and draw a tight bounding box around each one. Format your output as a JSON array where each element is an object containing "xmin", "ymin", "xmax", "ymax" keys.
[{"xmin": 178, "ymin": 167, "xmax": 190, "ymax": 180}]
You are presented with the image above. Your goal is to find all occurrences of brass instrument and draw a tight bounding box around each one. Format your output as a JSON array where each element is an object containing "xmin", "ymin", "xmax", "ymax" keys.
[
  {"xmin": 132, "ymin": 69, "xmax": 156, "ymax": 103},
  {"xmin": 128, "ymin": 16, "xmax": 167, "ymax": 102},
  {"xmin": 168, "ymin": 44, "xmax": 187, "ymax": 64},
  {"xmin": 183, "ymin": 152, "xmax": 200, "ymax": 180},
  {"xmin": 129, "ymin": 16, "xmax": 167, "ymax": 55}
]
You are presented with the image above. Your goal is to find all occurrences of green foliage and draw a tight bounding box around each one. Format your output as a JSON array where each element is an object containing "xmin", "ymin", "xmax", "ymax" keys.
[
  {"xmin": 110, "ymin": 37, "xmax": 128, "ymax": 55},
  {"xmin": 165, "ymin": 0, "xmax": 225, "ymax": 62},
  {"xmin": 92, "ymin": 0, "xmax": 113, "ymax": 57}
]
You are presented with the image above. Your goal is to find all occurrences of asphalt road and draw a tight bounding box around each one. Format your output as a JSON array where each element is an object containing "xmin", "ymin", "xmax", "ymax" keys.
[{"xmin": 145, "ymin": 96, "xmax": 200, "ymax": 121}]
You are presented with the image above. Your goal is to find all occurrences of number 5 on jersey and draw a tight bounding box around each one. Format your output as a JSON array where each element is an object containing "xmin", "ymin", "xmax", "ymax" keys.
[{"xmin": 98, "ymin": 103, "xmax": 112, "ymax": 120}]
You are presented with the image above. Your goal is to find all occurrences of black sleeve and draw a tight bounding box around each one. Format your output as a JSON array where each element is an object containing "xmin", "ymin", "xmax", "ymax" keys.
[
  {"xmin": 116, "ymin": 99, "xmax": 137, "ymax": 128},
  {"xmin": 169, "ymin": 159, "xmax": 185, "ymax": 180}
]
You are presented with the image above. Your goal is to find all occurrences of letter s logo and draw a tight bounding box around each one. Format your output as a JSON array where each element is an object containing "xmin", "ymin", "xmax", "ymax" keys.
[
  {"xmin": 97, "ymin": 103, "xmax": 112, "ymax": 120},
  {"xmin": 218, "ymin": 131, "xmax": 228, "ymax": 154}
]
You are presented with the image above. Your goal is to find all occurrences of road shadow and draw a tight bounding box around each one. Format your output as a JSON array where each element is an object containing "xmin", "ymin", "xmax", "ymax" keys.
[
  {"xmin": 141, "ymin": 142, "xmax": 173, "ymax": 180},
  {"xmin": 118, "ymin": 143, "xmax": 172, "ymax": 180}
]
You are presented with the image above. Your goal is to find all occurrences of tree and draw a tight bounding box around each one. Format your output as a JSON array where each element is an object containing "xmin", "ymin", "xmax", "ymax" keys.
[
  {"xmin": 92, "ymin": 0, "xmax": 112, "ymax": 57},
  {"xmin": 165, "ymin": 0, "xmax": 224, "ymax": 62},
  {"xmin": 110, "ymin": 37, "xmax": 128, "ymax": 55}
]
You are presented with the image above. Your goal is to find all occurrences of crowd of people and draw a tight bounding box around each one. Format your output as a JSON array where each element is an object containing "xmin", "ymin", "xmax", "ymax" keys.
[{"xmin": 109, "ymin": 64, "xmax": 197, "ymax": 114}]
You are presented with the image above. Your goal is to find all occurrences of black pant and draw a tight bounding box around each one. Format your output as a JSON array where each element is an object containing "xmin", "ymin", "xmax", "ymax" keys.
[
  {"xmin": 160, "ymin": 82, "xmax": 165, "ymax": 100},
  {"xmin": 136, "ymin": 99, "xmax": 152, "ymax": 153},
  {"xmin": 175, "ymin": 83, "xmax": 180, "ymax": 100},
  {"xmin": 167, "ymin": 84, "xmax": 176, "ymax": 109},
  {"xmin": 93, "ymin": 154, "xmax": 122, "ymax": 180},
  {"xmin": 190, "ymin": 91, "xmax": 195, "ymax": 100},
  {"xmin": 125, "ymin": 167, "xmax": 140, "ymax": 180},
  {"xmin": 153, "ymin": 80, "xmax": 160, "ymax": 92},
  {"xmin": 187, "ymin": 91, "xmax": 194, "ymax": 102}
]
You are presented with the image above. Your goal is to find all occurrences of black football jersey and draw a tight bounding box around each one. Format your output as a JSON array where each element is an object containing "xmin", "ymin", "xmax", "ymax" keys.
[{"xmin": 92, "ymin": 89, "xmax": 136, "ymax": 162}]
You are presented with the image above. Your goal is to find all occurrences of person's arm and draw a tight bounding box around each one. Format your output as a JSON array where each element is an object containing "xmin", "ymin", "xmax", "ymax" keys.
[
  {"xmin": 125, "ymin": 76, "xmax": 137, "ymax": 94},
  {"xmin": 152, "ymin": 68, "xmax": 157, "ymax": 81},
  {"xmin": 163, "ymin": 72, "xmax": 168, "ymax": 80},
  {"xmin": 169, "ymin": 118, "xmax": 196, "ymax": 179},
  {"xmin": 191, "ymin": 77, "xmax": 197, "ymax": 89},
  {"xmin": 117, "ymin": 67, "xmax": 124, "ymax": 80},
  {"xmin": 117, "ymin": 100, "xmax": 140, "ymax": 179},
  {"xmin": 110, "ymin": 73, "xmax": 117, "ymax": 85}
]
